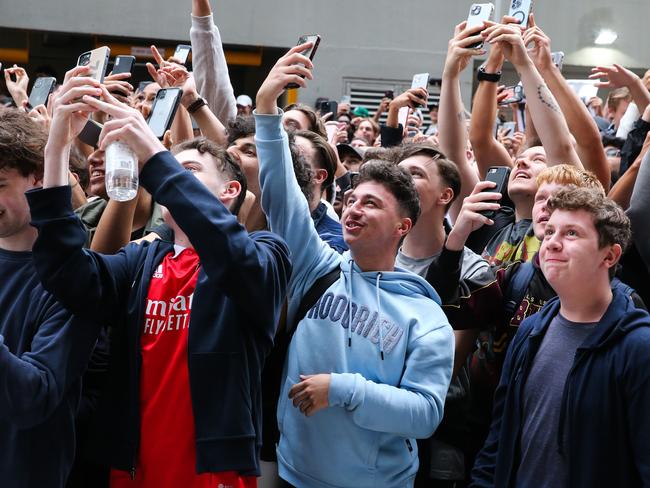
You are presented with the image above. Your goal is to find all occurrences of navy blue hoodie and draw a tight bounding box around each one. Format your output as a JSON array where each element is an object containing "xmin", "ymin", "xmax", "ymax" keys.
[
  {"xmin": 27, "ymin": 151, "xmax": 291, "ymax": 478},
  {"xmin": 471, "ymin": 282, "xmax": 650, "ymax": 487},
  {"xmin": 0, "ymin": 248, "xmax": 101, "ymax": 487}
]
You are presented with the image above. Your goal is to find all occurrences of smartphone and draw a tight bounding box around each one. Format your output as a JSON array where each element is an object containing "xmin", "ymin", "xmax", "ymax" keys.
[
  {"xmin": 173, "ymin": 44, "xmax": 192, "ymax": 65},
  {"xmin": 77, "ymin": 46, "xmax": 110, "ymax": 83},
  {"xmin": 398, "ymin": 73, "xmax": 430, "ymax": 128},
  {"xmin": 551, "ymin": 51, "xmax": 565, "ymax": 71},
  {"xmin": 499, "ymin": 84, "xmax": 525, "ymax": 106},
  {"xmin": 112, "ymin": 55, "xmax": 135, "ymax": 75},
  {"xmin": 508, "ymin": 0, "xmax": 533, "ymax": 28},
  {"xmin": 321, "ymin": 100, "xmax": 338, "ymax": 116},
  {"xmin": 28, "ymin": 77, "xmax": 56, "ymax": 109},
  {"xmin": 285, "ymin": 34, "xmax": 321, "ymax": 89},
  {"xmin": 467, "ymin": 3, "xmax": 495, "ymax": 48},
  {"xmin": 78, "ymin": 119, "xmax": 103, "ymax": 148},
  {"xmin": 147, "ymin": 87, "xmax": 183, "ymax": 139},
  {"xmin": 481, "ymin": 166, "xmax": 511, "ymax": 218}
]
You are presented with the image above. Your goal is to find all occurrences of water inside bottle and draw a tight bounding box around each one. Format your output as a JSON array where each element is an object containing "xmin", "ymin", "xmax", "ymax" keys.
[{"xmin": 106, "ymin": 169, "xmax": 138, "ymax": 201}]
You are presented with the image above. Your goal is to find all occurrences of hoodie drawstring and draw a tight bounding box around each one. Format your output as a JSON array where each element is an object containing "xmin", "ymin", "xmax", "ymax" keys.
[
  {"xmin": 347, "ymin": 259, "xmax": 354, "ymax": 347},
  {"xmin": 376, "ymin": 273, "xmax": 384, "ymax": 360}
]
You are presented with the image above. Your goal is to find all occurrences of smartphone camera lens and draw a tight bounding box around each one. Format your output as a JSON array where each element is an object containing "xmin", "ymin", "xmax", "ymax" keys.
[
  {"xmin": 471, "ymin": 5, "xmax": 482, "ymax": 15},
  {"xmin": 79, "ymin": 54, "xmax": 90, "ymax": 66},
  {"xmin": 159, "ymin": 91, "xmax": 166, "ymax": 99}
]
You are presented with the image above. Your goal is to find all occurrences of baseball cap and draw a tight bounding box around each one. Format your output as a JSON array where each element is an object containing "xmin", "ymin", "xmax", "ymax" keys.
[
  {"xmin": 337, "ymin": 144, "xmax": 366, "ymax": 160},
  {"xmin": 236, "ymin": 94, "xmax": 253, "ymax": 107}
]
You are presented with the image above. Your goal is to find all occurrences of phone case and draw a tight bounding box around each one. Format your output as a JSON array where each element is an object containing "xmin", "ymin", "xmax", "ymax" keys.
[
  {"xmin": 113, "ymin": 56, "xmax": 135, "ymax": 75},
  {"xmin": 481, "ymin": 166, "xmax": 511, "ymax": 218},
  {"xmin": 467, "ymin": 3, "xmax": 495, "ymax": 48},
  {"xmin": 28, "ymin": 77, "xmax": 56, "ymax": 108},
  {"xmin": 148, "ymin": 88, "xmax": 183, "ymax": 139},
  {"xmin": 286, "ymin": 35, "xmax": 321, "ymax": 89},
  {"xmin": 508, "ymin": 0, "xmax": 533, "ymax": 28}
]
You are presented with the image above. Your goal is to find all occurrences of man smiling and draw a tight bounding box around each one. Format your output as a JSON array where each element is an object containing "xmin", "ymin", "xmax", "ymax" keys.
[
  {"xmin": 471, "ymin": 186, "xmax": 650, "ymax": 488},
  {"xmin": 255, "ymin": 44, "xmax": 453, "ymax": 488}
]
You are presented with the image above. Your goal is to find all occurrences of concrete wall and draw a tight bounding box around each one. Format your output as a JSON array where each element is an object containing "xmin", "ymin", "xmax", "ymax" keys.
[{"xmin": 2, "ymin": 0, "xmax": 649, "ymax": 106}]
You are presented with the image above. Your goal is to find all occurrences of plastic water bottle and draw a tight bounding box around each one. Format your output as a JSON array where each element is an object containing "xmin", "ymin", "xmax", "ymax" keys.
[{"xmin": 105, "ymin": 141, "xmax": 138, "ymax": 201}]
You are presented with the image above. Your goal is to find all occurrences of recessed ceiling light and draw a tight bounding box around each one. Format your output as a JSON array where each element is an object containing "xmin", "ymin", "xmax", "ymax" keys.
[{"xmin": 595, "ymin": 29, "xmax": 618, "ymax": 45}]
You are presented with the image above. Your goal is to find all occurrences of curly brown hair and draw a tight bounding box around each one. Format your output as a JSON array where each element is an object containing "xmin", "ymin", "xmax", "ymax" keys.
[{"xmin": 546, "ymin": 186, "xmax": 631, "ymax": 251}]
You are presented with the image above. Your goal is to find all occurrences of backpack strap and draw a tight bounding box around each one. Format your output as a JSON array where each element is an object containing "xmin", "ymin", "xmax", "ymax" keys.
[
  {"xmin": 289, "ymin": 267, "xmax": 341, "ymax": 336},
  {"xmin": 503, "ymin": 261, "xmax": 536, "ymax": 320}
]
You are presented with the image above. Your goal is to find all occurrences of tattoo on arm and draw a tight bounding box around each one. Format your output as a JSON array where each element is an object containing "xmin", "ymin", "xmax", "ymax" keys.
[{"xmin": 536, "ymin": 84, "xmax": 561, "ymax": 113}]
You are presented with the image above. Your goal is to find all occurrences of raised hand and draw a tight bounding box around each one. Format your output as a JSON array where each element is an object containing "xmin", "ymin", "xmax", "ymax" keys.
[
  {"xmin": 483, "ymin": 23, "xmax": 529, "ymax": 68},
  {"xmin": 82, "ymin": 86, "xmax": 166, "ymax": 167},
  {"xmin": 256, "ymin": 43, "xmax": 314, "ymax": 114},
  {"xmin": 443, "ymin": 20, "xmax": 487, "ymax": 78},
  {"xmin": 446, "ymin": 180, "xmax": 502, "ymax": 250},
  {"xmin": 146, "ymin": 45, "xmax": 185, "ymax": 88},
  {"xmin": 4, "ymin": 64, "xmax": 29, "ymax": 108},
  {"xmin": 589, "ymin": 63, "xmax": 640, "ymax": 90},
  {"xmin": 48, "ymin": 66, "xmax": 101, "ymax": 149},
  {"xmin": 523, "ymin": 13, "xmax": 553, "ymax": 72}
]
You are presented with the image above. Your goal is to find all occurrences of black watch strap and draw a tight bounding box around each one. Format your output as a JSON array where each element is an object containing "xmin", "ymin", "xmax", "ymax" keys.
[
  {"xmin": 187, "ymin": 97, "xmax": 207, "ymax": 114},
  {"xmin": 477, "ymin": 66, "xmax": 502, "ymax": 83}
]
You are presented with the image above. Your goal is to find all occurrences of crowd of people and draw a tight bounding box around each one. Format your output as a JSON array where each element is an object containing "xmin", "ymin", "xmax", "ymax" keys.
[{"xmin": 1, "ymin": 0, "xmax": 650, "ymax": 487}]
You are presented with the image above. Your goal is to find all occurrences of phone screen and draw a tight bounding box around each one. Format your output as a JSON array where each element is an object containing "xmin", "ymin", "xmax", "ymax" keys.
[
  {"xmin": 174, "ymin": 45, "xmax": 192, "ymax": 65},
  {"xmin": 148, "ymin": 88, "xmax": 182, "ymax": 139}
]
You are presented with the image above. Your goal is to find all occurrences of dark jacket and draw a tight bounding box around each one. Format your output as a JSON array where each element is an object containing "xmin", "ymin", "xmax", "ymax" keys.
[
  {"xmin": 471, "ymin": 283, "xmax": 650, "ymax": 488},
  {"xmin": 27, "ymin": 151, "xmax": 291, "ymax": 477},
  {"xmin": 311, "ymin": 202, "xmax": 347, "ymax": 254},
  {"xmin": 0, "ymin": 249, "xmax": 101, "ymax": 488}
]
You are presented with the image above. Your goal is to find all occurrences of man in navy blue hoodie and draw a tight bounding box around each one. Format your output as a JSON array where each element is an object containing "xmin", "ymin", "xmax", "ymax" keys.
[
  {"xmin": 28, "ymin": 67, "xmax": 291, "ymax": 486},
  {"xmin": 471, "ymin": 186, "xmax": 650, "ymax": 488},
  {"xmin": 0, "ymin": 105, "xmax": 102, "ymax": 487}
]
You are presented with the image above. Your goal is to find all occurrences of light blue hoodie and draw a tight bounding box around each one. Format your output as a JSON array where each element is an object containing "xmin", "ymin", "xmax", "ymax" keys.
[{"xmin": 256, "ymin": 111, "xmax": 454, "ymax": 488}]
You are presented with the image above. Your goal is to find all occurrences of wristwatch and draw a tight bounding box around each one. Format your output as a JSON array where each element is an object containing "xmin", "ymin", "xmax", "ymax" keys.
[
  {"xmin": 186, "ymin": 97, "xmax": 207, "ymax": 114},
  {"xmin": 477, "ymin": 66, "xmax": 502, "ymax": 83}
]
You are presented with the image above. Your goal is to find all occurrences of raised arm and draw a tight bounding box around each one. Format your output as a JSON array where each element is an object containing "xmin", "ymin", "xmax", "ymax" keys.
[
  {"xmin": 440, "ymin": 20, "xmax": 485, "ymax": 219},
  {"xmin": 255, "ymin": 44, "xmax": 341, "ymax": 310},
  {"xmin": 484, "ymin": 23, "xmax": 582, "ymax": 168},
  {"xmin": 590, "ymin": 63, "xmax": 650, "ymax": 116},
  {"xmin": 627, "ymin": 145, "xmax": 650, "ymax": 269},
  {"xmin": 84, "ymin": 88, "xmax": 291, "ymax": 315},
  {"xmin": 190, "ymin": 0, "xmax": 237, "ymax": 124},
  {"xmin": 525, "ymin": 15, "xmax": 610, "ymax": 189}
]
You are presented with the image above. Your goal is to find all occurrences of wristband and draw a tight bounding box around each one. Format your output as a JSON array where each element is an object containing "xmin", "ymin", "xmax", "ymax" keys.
[
  {"xmin": 477, "ymin": 66, "xmax": 502, "ymax": 83},
  {"xmin": 186, "ymin": 97, "xmax": 207, "ymax": 114}
]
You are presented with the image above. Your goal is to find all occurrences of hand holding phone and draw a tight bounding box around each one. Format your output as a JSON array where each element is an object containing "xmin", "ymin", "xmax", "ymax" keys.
[
  {"xmin": 285, "ymin": 35, "xmax": 321, "ymax": 89},
  {"xmin": 480, "ymin": 166, "xmax": 511, "ymax": 219},
  {"xmin": 466, "ymin": 3, "xmax": 495, "ymax": 48},
  {"xmin": 398, "ymin": 73, "xmax": 429, "ymax": 127}
]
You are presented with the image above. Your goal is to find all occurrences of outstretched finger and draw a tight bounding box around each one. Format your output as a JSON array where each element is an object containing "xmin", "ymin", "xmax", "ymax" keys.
[
  {"xmin": 150, "ymin": 45, "xmax": 165, "ymax": 67},
  {"xmin": 528, "ymin": 12, "xmax": 537, "ymax": 28}
]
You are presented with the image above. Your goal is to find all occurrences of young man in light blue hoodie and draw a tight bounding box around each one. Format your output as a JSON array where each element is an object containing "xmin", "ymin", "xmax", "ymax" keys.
[{"xmin": 255, "ymin": 43, "xmax": 454, "ymax": 488}]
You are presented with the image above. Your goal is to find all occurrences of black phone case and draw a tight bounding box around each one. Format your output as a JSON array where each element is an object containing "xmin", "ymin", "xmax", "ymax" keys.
[
  {"xmin": 481, "ymin": 166, "xmax": 511, "ymax": 218},
  {"xmin": 286, "ymin": 35, "xmax": 321, "ymax": 90},
  {"xmin": 112, "ymin": 56, "xmax": 135, "ymax": 75}
]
